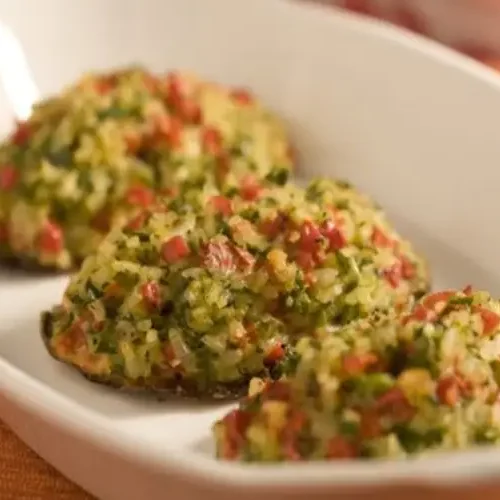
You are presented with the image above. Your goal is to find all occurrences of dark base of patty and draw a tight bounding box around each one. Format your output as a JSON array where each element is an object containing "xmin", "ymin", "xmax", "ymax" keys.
[
  {"xmin": 79, "ymin": 371, "xmax": 249, "ymax": 401},
  {"xmin": 40, "ymin": 310, "xmax": 255, "ymax": 401},
  {"xmin": 0, "ymin": 252, "xmax": 74, "ymax": 274}
]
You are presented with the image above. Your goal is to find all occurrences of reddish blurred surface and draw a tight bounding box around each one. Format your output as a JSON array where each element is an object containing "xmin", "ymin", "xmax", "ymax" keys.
[
  {"xmin": 0, "ymin": 419, "xmax": 92, "ymax": 499},
  {"xmin": 305, "ymin": 0, "xmax": 500, "ymax": 69}
]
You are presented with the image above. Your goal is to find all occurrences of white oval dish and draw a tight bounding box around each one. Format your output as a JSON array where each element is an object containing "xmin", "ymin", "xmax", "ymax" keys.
[{"xmin": 1, "ymin": 0, "xmax": 500, "ymax": 498}]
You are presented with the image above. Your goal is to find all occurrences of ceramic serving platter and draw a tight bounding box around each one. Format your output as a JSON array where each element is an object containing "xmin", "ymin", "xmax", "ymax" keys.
[{"xmin": 1, "ymin": 0, "xmax": 500, "ymax": 498}]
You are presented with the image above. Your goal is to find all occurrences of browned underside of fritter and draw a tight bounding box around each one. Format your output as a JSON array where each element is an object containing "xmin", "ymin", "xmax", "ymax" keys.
[
  {"xmin": 0, "ymin": 253, "xmax": 76, "ymax": 274},
  {"xmin": 40, "ymin": 310, "xmax": 254, "ymax": 401}
]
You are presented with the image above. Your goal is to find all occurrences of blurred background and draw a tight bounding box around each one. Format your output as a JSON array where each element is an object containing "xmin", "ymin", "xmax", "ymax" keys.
[{"xmin": 302, "ymin": 0, "xmax": 500, "ymax": 68}]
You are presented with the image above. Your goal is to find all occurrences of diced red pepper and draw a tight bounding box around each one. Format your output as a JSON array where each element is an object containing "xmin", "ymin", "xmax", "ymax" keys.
[
  {"xmin": 94, "ymin": 75, "xmax": 116, "ymax": 95},
  {"xmin": 125, "ymin": 185, "xmax": 155, "ymax": 208},
  {"xmin": 163, "ymin": 341, "xmax": 185, "ymax": 372},
  {"xmin": 165, "ymin": 116, "xmax": 183, "ymax": 148},
  {"xmin": 222, "ymin": 409, "xmax": 251, "ymax": 459},
  {"xmin": 0, "ymin": 164, "xmax": 18, "ymax": 191},
  {"xmin": 474, "ymin": 306, "xmax": 500, "ymax": 336},
  {"xmin": 436, "ymin": 376, "xmax": 459, "ymax": 407},
  {"xmin": 326, "ymin": 436, "xmax": 357, "ymax": 459},
  {"xmin": 321, "ymin": 219, "xmax": 346, "ymax": 251},
  {"xmin": 342, "ymin": 352, "xmax": 378, "ymax": 377},
  {"xmin": 436, "ymin": 375, "xmax": 467, "ymax": 407},
  {"xmin": 165, "ymin": 72, "xmax": 187, "ymax": 103},
  {"xmin": 154, "ymin": 115, "xmax": 183, "ymax": 149},
  {"xmin": 38, "ymin": 221, "xmax": 63, "ymax": 254},
  {"xmin": 201, "ymin": 126, "xmax": 223, "ymax": 156},
  {"xmin": 299, "ymin": 220, "xmax": 322, "ymax": 252},
  {"xmin": 259, "ymin": 214, "xmax": 285, "ymax": 240},
  {"xmin": 140, "ymin": 281, "xmax": 160, "ymax": 309},
  {"xmin": 375, "ymin": 387, "xmax": 415, "ymax": 423},
  {"xmin": 375, "ymin": 387, "xmax": 403, "ymax": 410},
  {"xmin": 240, "ymin": 175, "xmax": 262, "ymax": 201},
  {"xmin": 383, "ymin": 263, "xmax": 401, "ymax": 289},
  {"xmin": 154, "ymin": 115, "xmax": 170, "ymax": 136},
  {"xmin": 231, "ymin": 88, "xmax": 253, "ymax": 105},
  {"xmin": 225, "ymin": 409, "xmax": 251, "ymax": 437},
  {"xmin": 402, "ymin": 303, "xmax": 429, "ymax": 326},
  {"xmin": 400, "ymin": 256, "xmax": 415, "ymax": 280},
  {"xmin": 463, "ymin": 285, "xmax": 473, "ymax": 296},
  {"xmin": 161, "ymin": 235, "xmax": 190, "ymax": 263},
  {"xmin": 210, "ymin": 195, "xmax": 233, "ymax": 216},
  {"xmin": 371, "ymin": 226, "xmax": 393, "ymax": 248},
  {"xmin": 163, "ymin": 344, "xmax": 184, "ymax": 372},
  {"xmin": 175, "ymin": 97, "xmax": 202, "ymax": 124},
  {"xmin": 295, "ymin": 250, "xmax": 316, "ymax": 272},
  {"xmin": 202, "ymin": 241, "xmax": 237, "ymax": 273},
  {"xmin": 11, "ymin": 122, "xmax": 31, "ymax": 146},
  {"xmin": 95, "ymin": 81, "xmax": 113, "ymax": 95},
  {"xmin": 423, "ymin": 290, "xmax": 456, "ymax": 310},
  {"xmin": 413, "ymin": 303, "xmax": 429, "ymax": 321},
  {"xmin": 60, "ymin": 318, "xmax": 87, "ymax": 353},
  {"xmin": 265, "ymin": 342, "xmax": 285, "ymax": 364},
  {"xmin": 232, "ymin": 245, "xmax": 256, "ymax": 273},
  {"xmin": 163, "ymin": 343, "xmax": 178, "ymax": 365}
]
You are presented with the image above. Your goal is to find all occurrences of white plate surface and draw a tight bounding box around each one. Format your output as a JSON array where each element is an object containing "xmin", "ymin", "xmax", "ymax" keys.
[{"xmin": 1, "ymin": 0, "xmax": 500, "ymax": 498}]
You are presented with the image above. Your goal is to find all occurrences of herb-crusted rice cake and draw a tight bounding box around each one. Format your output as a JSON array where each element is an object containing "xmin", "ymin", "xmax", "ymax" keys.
[
  {"xmin": 40, "ymin": 178, "xmax": 428, "ymax": 398},
  {"xmin": 0, "ymin": 67, "xmax": 292, "ymax": 270},
  {"xmin": 213, "ymin": 288, "xmax": 500, "ymax": 460}
]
